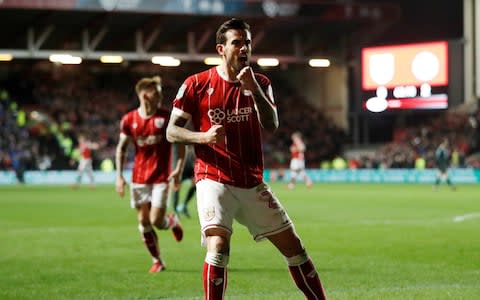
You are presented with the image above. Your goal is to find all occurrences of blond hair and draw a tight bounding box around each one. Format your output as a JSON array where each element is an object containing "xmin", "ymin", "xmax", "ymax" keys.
[{"xmin": 135, "ymin": 76, "xmax": 162, "ymax": 95}]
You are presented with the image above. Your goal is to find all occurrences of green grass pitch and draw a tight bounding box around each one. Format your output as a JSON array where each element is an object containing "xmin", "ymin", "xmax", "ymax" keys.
[{"xmin": 1, "ymin": 183, "xmax": 479, "ymax": 300}]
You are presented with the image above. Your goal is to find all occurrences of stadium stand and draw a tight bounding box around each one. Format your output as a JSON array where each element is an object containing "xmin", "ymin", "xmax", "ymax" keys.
[
  {"xmin": 2, "ymin": 63, "xmax": 479, "ymax": 172},
  {"xmin": 1, "ymin": 63, "xmax": 347, "ymax": 171}
]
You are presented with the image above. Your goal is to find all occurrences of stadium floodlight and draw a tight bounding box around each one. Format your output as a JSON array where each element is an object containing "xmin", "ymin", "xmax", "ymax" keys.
[
  {"xmin": 257, "ymin": 58, "xmax": 279, "ymax": 67},
  {"xmin": 309, "ymin": 58, "xmax": 330, "ymax": 67},
  {"xmin": 0, "ymin": 53, "xmax": 13, "ymax": 61},
  {"xmin": 49, "ymin": 54, "xmax": 82, "ymax": 64},
  {"xmin": 100, "ymin": 55, "xmax": 123, "ymax": 63},
  {"xmin": 204, "ymin": 57, "xmax": 222, "ymax": 65},
  {"xmin": 151, "ymin": 56, "xmax": 181, "ymax": 66}
]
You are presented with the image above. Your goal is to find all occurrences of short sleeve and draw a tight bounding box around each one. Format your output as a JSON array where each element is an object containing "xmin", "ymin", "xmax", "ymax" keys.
[
  {"xmin": 120, "ymin": 114, "xmax": 131, "ymax": 136},
  {"xmin": 173, "ymin": 76, "xmax": 197, "ymax": 117}
]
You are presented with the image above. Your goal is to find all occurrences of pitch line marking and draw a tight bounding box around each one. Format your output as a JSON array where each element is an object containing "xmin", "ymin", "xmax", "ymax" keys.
[{"xmin": 453, "ymin": 213, "xmax": 480, "ymax": 223}]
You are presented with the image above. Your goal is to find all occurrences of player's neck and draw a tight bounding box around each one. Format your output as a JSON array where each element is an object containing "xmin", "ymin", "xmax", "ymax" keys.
[
  {"xmin": 138, "ymin": 106, "xmax": 155, "ymax": 118},
  {"xmin": 217, "ymin": 65, "xmax": 238, "ymax": 82}
]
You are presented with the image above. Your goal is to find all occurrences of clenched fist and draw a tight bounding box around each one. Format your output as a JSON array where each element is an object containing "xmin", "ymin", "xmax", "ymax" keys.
[
  {"xmin": 236, "ymin": 66, "xmax": 257, "ymax": 91},
  {"xmin": 204, "ymin": 124, "xmax": 225, "ymax": 144}
]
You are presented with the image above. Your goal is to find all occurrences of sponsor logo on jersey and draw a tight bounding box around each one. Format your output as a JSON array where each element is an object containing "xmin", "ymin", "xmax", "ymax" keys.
[
  {"xmin": 207, "ymin": 108, "xmax": 225, "ymax": 125},
  {"xmin": 207, "ymin": 106, "xmax": 253, "ymax": 124}
]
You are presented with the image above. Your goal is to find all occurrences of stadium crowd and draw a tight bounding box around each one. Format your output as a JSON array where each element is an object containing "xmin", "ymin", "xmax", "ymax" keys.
[
  {"xmin": 350, "ymin": 109, "xmax": 480, "ymax": 169},
  {"xmin": 0, "ymin": 63, "xmax": 346, "ymax": 172},
  {"xmin": 1, "ymin": 63, "xmax": 480, "ymax": 174}
]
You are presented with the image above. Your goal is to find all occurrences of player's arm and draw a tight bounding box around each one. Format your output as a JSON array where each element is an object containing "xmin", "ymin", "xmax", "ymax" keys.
[
  {"xmin": 237, "ymin": 66, "xmax": 279, "ymax": 132},
  {"xmin": 297, "ymin": 141, "xmax": 306, "ymax": 153},
  {"xmin": 166, "ymin": 113, "xmax": 225, "ymax": 145},
  {"xmin": 168, "ymin": 143, "xmax": 186, "ymax": 191},
  {"xmin": 115, "ymin": 133, "xmax": 131, "ymax": 197}
]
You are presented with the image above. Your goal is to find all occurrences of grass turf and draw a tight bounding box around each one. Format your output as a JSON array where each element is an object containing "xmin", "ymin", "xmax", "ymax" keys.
[{"xmin": 0, "ymin": 183, "xmax": 479, "ymax": 299}]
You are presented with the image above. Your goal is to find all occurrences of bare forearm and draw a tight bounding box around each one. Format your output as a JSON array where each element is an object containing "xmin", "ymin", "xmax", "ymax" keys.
[
  {"xmin": 167, "ymin": 125, "xmax": 208, "ymax": 144},
  {"xmin": 115, "ymin": 146, "xmax": 126, "ymax": 178},
  {"xmin": 174, "ymin": 143, "xmax": 186, "ymax": 173},
  {"xmin": 252, "ymin": 88, "xmax": 279, "ymax": 132}
]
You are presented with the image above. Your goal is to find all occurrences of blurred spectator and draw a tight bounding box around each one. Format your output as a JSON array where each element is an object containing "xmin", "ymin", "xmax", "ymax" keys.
[
  {"xmin": 331, "ymin": 155, "xmax": 347, "ymax": 170},
  {"xmin": 414, "ymin": 156, "xmax": 426, "ymax": 170}
]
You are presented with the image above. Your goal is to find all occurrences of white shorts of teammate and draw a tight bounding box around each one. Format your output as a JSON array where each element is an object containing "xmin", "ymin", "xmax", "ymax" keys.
[
  {"xmin": 76, "ymin": 158, "xmax": 94, "ymax": 183},
  {"xmin": 78, "ymin": 158, "xmax": 93, "ymax": 173},
  {"xmin": 130, "ymin": 182, "xmax": 169, "ymax": 209},
  {"xmin": 290, "ymin": 158, "xmax": 306, "ymax": 179},
  {"xmin": 196, "ymin": 179, "xmax": 293, "ymax": 246}
]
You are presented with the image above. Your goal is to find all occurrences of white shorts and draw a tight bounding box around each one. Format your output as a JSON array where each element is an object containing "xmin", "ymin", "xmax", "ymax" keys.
[
  {"xmin": 290, "ymin": 158, "xmax": 306, "ymax": 178},
  {"xmin": 78, "ymin": 158, "xmax": 93, "ymax": 172},
  {"xmin": 130, "ymin": 182, "xmax": 169, "ymax": 209},
  {"xmin": 196, "ymin": 179, "xmax": 293, "ymax": 246}
]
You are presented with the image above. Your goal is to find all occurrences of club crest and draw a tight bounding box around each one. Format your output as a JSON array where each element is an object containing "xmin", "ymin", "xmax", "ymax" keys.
[
  {"xmin": 154, "ymin": 117, "xmax": 165, "ymax": 128},
  {"xmin": 203, "ymin": 207, "xmax": 216, "ymax": 221}
]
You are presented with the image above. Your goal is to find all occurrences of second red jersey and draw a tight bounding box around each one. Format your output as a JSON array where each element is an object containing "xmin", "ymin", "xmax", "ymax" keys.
[
  {"xmin": 290, "ymin": 141, "xmax": 305, "ymax": 160},
  {"xmin": 120, "ymin": 108, "xmax": 172, "ymax": 184},
  {"xmin": 172, "ymin": 66, "xmax": 276, "ymax": 188},
  {"xmin": 79, "ymin": 142, "xmax": 92, "ymax": 160}
]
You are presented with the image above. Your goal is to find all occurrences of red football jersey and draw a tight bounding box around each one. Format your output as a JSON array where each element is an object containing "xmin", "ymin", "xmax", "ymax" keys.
[
  {"xmin": 172, "ymin": 66, "xmax": 276, "ymax": 188},
  {"xmin": 290, "ymin": 141, "xmax": 305, "ymax": 160},
  {"xmin": 120, "ymin": 108, "xmax": 171, "ymax": 184},
  {"xmin": 79, "ymin": 142, "xmax": 92, "ymax": 160}
]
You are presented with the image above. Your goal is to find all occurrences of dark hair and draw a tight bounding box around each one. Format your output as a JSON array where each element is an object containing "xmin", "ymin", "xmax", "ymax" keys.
[{"xmin": 216, "ymin": 18, "xmax": 250, "ymax": 45}]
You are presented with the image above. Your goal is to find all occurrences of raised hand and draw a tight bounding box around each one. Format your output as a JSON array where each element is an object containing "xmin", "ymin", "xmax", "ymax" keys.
[{"xmin": 236, "ymin": 66, "xmax": 258, "ymax": 91}]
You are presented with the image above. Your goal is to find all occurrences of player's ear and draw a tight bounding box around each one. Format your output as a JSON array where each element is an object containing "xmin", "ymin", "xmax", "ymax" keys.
[
  {"xmin": 216, "ymin": 44, "xmax": 225, "ymax": 55},
  {"xmin": 141, "ymin": 90, "xmax": 149, "ymax": 101}
]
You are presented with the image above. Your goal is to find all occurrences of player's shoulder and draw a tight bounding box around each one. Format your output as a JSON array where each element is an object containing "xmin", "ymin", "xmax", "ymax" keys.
[
  {"xmin": 180, "ymin": 68, "xmax": 216, "ymax": 94},
  {"xmin": 121, "ymin": 109, "xmax": 138, "ymax": 121},
  {"xmin": 186, "ymin": 67, "xmax": 215, "ymax": 83}
]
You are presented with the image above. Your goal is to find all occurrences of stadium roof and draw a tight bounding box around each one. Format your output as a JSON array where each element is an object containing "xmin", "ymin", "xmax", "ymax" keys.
[{"xmin": 0, "ymin": 0, "xmax": 461, "ymax": 64}]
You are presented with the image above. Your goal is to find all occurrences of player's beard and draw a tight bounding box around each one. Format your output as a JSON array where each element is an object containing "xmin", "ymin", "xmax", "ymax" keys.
[{"xmin": 233, "ymin": 57, "xmax": 249, "ymax": 73}]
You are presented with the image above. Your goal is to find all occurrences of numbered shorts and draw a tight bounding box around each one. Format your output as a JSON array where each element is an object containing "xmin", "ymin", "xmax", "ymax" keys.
[
  {"xmin": 130, "ymin": 182, "xmax": 169, "ymax": 209},
  {"xmin": 196, "ymin": 179, "xmax": 293, "ymax": 246}
]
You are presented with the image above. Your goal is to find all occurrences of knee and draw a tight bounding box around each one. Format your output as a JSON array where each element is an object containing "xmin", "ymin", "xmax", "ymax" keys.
[
  {"xmin": 138, "ymin": 214, "xmax": 151, "ymax": 228},
  {"xmin": 268, "ymin": 228, "xmax": 305, "ymax": 257},
  {"xmin": 206, "ymin": 230, "xmax": 230, "ymax": 254},
  {"xmin": 205, "ymin": 231, "xmax": 230, "ymax": 267},
  {"xmin": 150, "ymin": 209, "xmax": 167, "ymax": 228}
]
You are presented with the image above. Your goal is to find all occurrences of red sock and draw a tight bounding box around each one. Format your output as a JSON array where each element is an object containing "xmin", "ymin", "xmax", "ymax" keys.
[
  {"xmin": 203, "ymin": 262, "xmax": 227, "ymax": 300},
  {"xmin": 141, "ymin": 229, "xmax": 159, "ymax": 260},
  {"xmin": 288, "ymin": 259, "xmax": 327, "ymax": 300}
]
